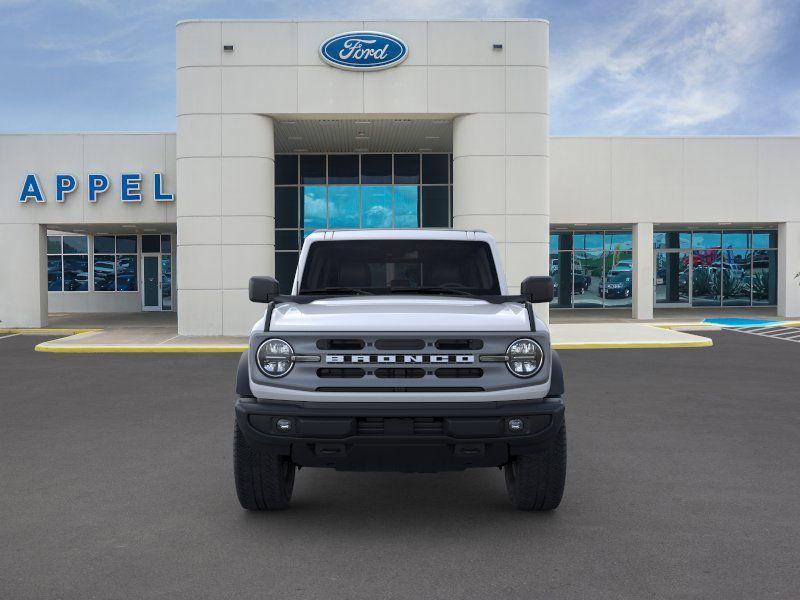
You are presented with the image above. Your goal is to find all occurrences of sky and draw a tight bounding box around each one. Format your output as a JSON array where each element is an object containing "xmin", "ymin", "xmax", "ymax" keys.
[{"xmin": 0, "ymin": 0, "xmax": 798, "ymax": 135}]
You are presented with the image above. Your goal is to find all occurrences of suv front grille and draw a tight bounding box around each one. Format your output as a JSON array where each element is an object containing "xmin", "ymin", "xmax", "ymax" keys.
[{"xmin": 356, "ymin": 417, "xmax": 444, "ymax": 435}]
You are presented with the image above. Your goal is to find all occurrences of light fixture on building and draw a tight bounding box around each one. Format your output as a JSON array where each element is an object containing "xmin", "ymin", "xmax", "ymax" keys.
[
  {"xmin": 393, "ymin": 119, "xmax": 412, "ymax": 125},
  {"xmin": 419, "ymin": 147, "xmax": 433, "ymax": 152},
  {"xmin": 280, "ymin": 120, "xmax": 297, "ymax": 125},
  {"xmin": 293, "ymin": 148, "xmax": 308, "ymax": 153},
  {"xmin": 493, "ymin": 43, "xmax": 503, "ymax": 50},
  {"xmin": 355, "ymin": 120, "xmax": 372, "ymax": 125},
  {"xmin": 223, "ymin": 44, "xmax": 235, "ymax": 52},
  {"xmin": 354, "ymin": 147, "xmax": 368, "ymax": 153}
]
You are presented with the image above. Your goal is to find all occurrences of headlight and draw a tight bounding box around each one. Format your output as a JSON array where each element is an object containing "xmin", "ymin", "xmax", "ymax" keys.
[
  {"xmin": 506, "ymin": 338, "xmax": 544, "ymax": 378},
  {"xmin": 256, "ymin": 338, "xmax": 294, "ymax": 378}
]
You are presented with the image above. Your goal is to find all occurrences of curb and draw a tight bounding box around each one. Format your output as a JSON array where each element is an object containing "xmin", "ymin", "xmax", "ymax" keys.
[
  {"xmin": 35, "ymin": 343, "xmax": 247, "ymax": 353},
  {"xmin": 552, "ymin": 338, "xmax": 713, "ymax": 350}
]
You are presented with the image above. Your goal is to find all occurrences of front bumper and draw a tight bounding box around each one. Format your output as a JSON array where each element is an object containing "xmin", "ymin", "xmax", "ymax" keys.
[{"xmin": 235, "ymin": 397, "xmax": 565, "ymax": 472}]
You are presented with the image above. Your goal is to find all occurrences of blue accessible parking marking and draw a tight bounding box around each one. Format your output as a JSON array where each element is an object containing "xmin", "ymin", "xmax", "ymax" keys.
[{"xmin": 703, "ymin": 317, "xmax": 782, "ymax": 327}]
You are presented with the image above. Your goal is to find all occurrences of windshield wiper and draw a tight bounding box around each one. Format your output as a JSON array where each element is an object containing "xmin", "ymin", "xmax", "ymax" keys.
[
  {"xmin": 388, "ymin": 286, "xmax": 480, "ymax": 299},
  {"xmin": 299, "ymin": 287, "xmax": 374, "ymax": 296}
]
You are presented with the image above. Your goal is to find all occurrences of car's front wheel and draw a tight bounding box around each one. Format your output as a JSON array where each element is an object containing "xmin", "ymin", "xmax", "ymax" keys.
[
  {"xmin": 504, "ymin": 423, "xmax": 566, "ymax": 511},
  {"xmin": 234, "ymin": 422, "xmax": 296, "ymax": 510}
]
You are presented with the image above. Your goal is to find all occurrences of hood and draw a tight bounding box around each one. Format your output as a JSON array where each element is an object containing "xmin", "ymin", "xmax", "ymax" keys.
[{"xmin": 267, "ymin": 296, "xmax": 537, "ymax": 332}]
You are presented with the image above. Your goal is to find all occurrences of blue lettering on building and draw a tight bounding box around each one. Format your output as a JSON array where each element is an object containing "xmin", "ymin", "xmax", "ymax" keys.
[
  {"xmin": 319, "ymin": 31, "xmax": 408, "ymax": 70},
  {"xmin": 17, "ymin": 173, "xmax": 175, "ymax": 204},
  {"xmin": 19, "ymin": 174, "xmax": 45, "ymax": 203},
  {"xmin": 55, "ymin": 174, "xmax": 77, "ymax": 202}
]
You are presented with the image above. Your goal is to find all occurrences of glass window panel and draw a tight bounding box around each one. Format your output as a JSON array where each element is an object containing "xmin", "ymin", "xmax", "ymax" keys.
[
  {"xmin": 327, "ymin": 155, "xmax": 359, "ymax": 184},
  {"xmin": 327, "ymin": 186, "xmax": 360, "ymax": 228},
  {"xmin": 275, "ymin": 187, "xmax": 299, "ymax": 228},
  {"xmin": 361, "ymin": 154, "xmax": 392, "ymax": 184},
  {"xmin": 275, "ymin": 252, "xmax": 299, "ymax": 294},
  {"xmin": 62, "ymin": 235, "xmax": 88, "ymax": 254},
  {"xmin": 603, "ymin": 250, "xmax": 633, "ymax": 307},
  {"xmin": 692, "ymin": 231, "xmax": 721, "ymax": 249},
  {"xmin": 300, "ymin": 155, "xmax": 325, "ymax": 184},
  {"xmin": 722, "ymin": 231, "xmax": 750, "ymax": 249},
  {"xmin": 94, "ymin": 235, "xmax": 114, "ymax": 253},
  {"xmin": 752, "ymin": 230, "xmax": 777, "ymax": 249},
  {"xmin": 161, "ymin": 255, "xmax": 172, "ymax": 310},
  {"xmin": 653, "ymin": 232, "xmax": 666, "ymax": 249},
  {"xmin": 116, "ymin": 255, "xmax": 137, "ymax": 291},
  {"xmin": 573, "ymin": 233, "xmax": 603, "ymax": 250},
  {"xmin": 549, "ymin": 234, "xmax": 560, "ymax": 253},
  {"xmin": 752, "ymin": 249, "xmax": 777, "ymax": 305},
  {"xmin": 421, "ymin": 186, "xmax": 449, "ymax": 227},
  {"xmin": 394, "ymin": 154, "xmax": 420, "ymax": 184},
  {"xmin": 362, "ymin": 186, "xmax": 392, "ymax": 228},
  {"xmin": 550, "ymin": 250, "xmax": 573, "ymax": 308},
  {"xmin": 47, "ymin": 235, "xmax": 62, "ymax": 254},
  {"xmin": 573, "ymin": 250, "xmax": 603, "ymax": 307},
  {"xmin": 275, "ymin": 155, "xmax": 298, "ymax": 185},
  {"xmin": 47, "ymin": 256, "xmax": 62, "ymax": 291},
  {"xmin": 275, "ymin": 230, "xmax": 299, "ymax": 251},
  {"xmin": 116, "ymin": 235, "xmax": 137, "ymax": 254},
  {"xmin": 141, "ymin": 234, "xmax": 160, "ymax": 253},
  {"xmin": 301, "ymin": 186, "xmax": 326, "ymax": 231},
  {"xmin": 691, "ymin": 250, "xmax": 721, "ymax": 306},
  {"xmin": 63, "ymin": 255, "xmax": 88, "ymax": 291},
  {"xmin": 421, "ymin": 154, "xmax": 448, "ymax": 184},
  {"xmin": 722, "ymin": 249, "xmax": 752, "ymax": 306},
  {"xmin": 93, "ymin": 255, "xmax": 116, "ymax": 291},
  {"xmin": 394, "ymin": 186, "xmax": 419, "ymax": 228},
  {"xmin": 161, "ymin": 235, "xmax": 172, "ymax": 254},
  {"xmin": 655, "ymin": 251, "xmax": 690, "ymax": 305},
  {"xmin": 655, "ymin": 231, "xmax": 691, "ymax": 249},
  {"xmin": 604, "ymin": 232, "xmax": 632, "ymax": 251}
]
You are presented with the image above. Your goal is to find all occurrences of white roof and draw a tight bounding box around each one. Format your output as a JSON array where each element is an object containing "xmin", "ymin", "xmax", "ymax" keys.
[{"xmin": 304, "ymin": 228, "xmax": 494, "ymax": 242}]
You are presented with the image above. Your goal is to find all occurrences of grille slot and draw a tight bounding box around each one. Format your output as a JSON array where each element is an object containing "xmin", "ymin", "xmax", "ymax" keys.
[
  {"xmin": 413, "ymin": 418, "xmax": 444, "ymax": 434},
  {"xmin": 374, "ymin": 367, "xmax": 425, "ymax": 379},
  {"xmin": 357, "ymin": 418, "xmax": 384, "ymax": 434},
  {"xmin": 356, "ymin": 418, "xmax": 444, "ymax": 435},
  {"xmin": 316, "ymin": 338, "xmax": 364, "ymax": 350},
  {"xmin": 317, "ymin": 368, "xmax": 365, "ymax": 378},
  {"xmin": 374, "ymin": 338, "xmax": 426, "ymax": 350},
  {"xmin": 435, "ymin": 338, "xmax": 484, "ymax": 350},
  {"xmin": 435, "ymin": 368, "xmax": 484, "ymax": 378}
]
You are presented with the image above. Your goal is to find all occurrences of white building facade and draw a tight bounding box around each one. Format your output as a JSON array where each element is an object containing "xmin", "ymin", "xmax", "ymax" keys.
[{"xmin": 0, "ymin": 19, "xmax": 798, "ymax": 333}]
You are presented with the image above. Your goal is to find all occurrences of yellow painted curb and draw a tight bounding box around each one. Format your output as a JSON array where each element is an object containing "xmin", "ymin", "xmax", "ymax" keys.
[
  {"xmin": 552, "ymin": 339, "xmax": 713, "ymax": 350},
  {"xmin": 35, "ymin": 343, "xmax": 247, "ymax": 353}
]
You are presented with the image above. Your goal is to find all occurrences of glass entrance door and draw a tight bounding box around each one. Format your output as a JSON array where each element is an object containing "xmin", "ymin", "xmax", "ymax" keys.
[{"xmin": 142, "ymin": 255, "xmax": 161, "ymax": 311}]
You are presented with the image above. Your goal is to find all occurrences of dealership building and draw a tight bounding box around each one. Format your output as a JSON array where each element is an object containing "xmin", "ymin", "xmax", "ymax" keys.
[{"xmin": 1, "ymin": 19, "xmax": 799, "ymax": 335}]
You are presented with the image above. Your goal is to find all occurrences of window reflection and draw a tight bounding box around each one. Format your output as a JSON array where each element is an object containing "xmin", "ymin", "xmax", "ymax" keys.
[
  {"xmin": 394, "ymin": 186, "xmax": 419, "ymax": 228},
  {"xmin": 302, "ymin": 186, "xmax": 326, "ymax": 232},
  {"xmin": 362, "ymin": 186, "xmax": 392, "ymax": 228},
  {"xmin": 327, "ymin": 186, "xmax": 359, "ymax": 228}
]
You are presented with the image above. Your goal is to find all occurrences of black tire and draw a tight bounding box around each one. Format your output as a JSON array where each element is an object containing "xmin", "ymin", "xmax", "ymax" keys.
[
  {"xmin": 234, "ymin": 422, "xmax": 296, "ymax": 510},
  {"xmin": 504, "ymin": 424, "xmax": 566, "ymax": 511}
]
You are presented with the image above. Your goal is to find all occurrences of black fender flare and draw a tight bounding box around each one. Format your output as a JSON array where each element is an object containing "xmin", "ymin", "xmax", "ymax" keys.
[
  {"xmin": 235, "ymin": 351, "xmax": 254, "ymax": 398},
  {"xmin": 547, "ymin": 350, "xmax": 565, "ymax": 398}
]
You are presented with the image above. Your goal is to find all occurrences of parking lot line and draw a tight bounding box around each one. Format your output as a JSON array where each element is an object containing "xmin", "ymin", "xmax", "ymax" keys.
[{"xmin": 0, "ymin": 333, "xmax": 21, "ymax": 341}]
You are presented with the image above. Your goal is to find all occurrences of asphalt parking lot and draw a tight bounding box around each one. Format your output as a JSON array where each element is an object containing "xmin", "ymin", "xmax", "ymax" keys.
[{"xmin": 1, "ymin": 331, "xmax": 799, "ymax": 599}]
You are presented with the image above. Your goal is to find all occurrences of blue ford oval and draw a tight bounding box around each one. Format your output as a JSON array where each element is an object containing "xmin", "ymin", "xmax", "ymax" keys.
[{"xmin": 319, "ymin": 31, "xmax": 408, "ymax": 71}]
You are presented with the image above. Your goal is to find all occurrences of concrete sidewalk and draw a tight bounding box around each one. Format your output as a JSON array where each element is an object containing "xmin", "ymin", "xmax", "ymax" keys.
[{"xmin": 2, "ymin": 312, "xmax": 715, "ymax": 352}]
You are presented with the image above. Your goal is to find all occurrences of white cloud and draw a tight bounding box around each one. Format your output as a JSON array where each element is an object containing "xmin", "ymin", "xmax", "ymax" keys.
[{"xmin": 551, "ymin": 0, "xmax": 791, "ymax": 133}]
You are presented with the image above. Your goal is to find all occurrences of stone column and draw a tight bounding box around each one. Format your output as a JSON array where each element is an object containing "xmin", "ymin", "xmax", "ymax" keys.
[
  {"xmin": 778, "ymin": 221, "xmax": 800, "ymax": 318},
  {"xmin": 452, "ymin": 112, "xmax": 550, "ymax": 322},
  {"xmin": 177, "ymin": 114, "xmax": 275, "ymax": 336},
  {"xmin": 632, "ymin": 222, "xmax": 654, "ymax": 320},
  {"xmin": 0, "ymin": 224, "xmax": 47, "ymax": 327}
]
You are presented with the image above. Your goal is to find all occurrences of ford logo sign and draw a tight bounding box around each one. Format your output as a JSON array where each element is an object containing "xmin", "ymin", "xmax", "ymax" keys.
[{"xmin": 319, "ymin": 31, "xmax": 408, "ymax": 71}]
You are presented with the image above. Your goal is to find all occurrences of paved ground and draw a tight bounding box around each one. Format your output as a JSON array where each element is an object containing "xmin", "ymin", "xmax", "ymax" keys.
[{"xmin": 1, "ymin": 332, "xmax": 799, "ymax": 599}]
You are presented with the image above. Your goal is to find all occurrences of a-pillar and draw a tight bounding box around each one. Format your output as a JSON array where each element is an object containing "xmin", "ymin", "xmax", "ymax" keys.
[
  {"xmin": 0, "ymin": 224, "xmax": 47, "ymax": 327},
  {"xmin": 778, "ymin": 221, "xmax": 800, "ymax": 318},
  {"xmin": 177, "ymin": 114, "xmax": 275, "ymax": 335},
  {"xmin": 632, "ymin": 222, "xmax": 654, "ymax": 320},
  {"xmin": 452, "ymin": 112, "xmax": 550, "ymax": 321}
]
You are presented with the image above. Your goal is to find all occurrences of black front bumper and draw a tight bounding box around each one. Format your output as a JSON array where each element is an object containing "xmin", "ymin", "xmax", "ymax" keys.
[{"xmin": 235, "ymin": 397, "xmax": 565, "ymax": 472}]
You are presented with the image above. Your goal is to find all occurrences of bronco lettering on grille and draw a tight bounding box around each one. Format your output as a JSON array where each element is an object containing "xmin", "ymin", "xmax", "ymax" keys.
[{"xmin": 326, "ymin": 354, "xmax": 474, "ymax": 364}]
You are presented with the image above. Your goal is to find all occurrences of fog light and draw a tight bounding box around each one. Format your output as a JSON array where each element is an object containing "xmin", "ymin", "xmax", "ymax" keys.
[
  {"xmin": 508, "ymin": 418, "xmax": 525, "ymax": 432},
  {"xmin": 275, "ymin": 418, "xmax": 293, "ymax": 432}
]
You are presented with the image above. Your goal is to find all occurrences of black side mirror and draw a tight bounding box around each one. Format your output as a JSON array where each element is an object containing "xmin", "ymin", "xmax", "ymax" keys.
[
  {"xmin": 521, "ymin": 276, "xmax": 554, "ymax": 303},
  {"xmin": 249, "ymin": 276, "xmax": 280, "ymax": 303}
]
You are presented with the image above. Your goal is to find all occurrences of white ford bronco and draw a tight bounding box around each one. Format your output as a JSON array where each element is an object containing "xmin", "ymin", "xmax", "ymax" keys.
[{"xmin": 234, "ymin": 229, "xmax": 566, "ymax": 510}]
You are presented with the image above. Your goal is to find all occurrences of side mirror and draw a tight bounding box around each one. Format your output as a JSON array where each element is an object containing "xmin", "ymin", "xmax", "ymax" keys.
[
  {"xmin": 249, "ymin": 276, "xmax": 280, "ymax": 303},
  {"xmin": 521, "ymin": 276, "xmax": 554, "ymax": 303}
]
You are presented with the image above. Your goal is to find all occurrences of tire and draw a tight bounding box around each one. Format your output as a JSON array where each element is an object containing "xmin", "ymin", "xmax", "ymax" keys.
[
  {"xmin": 234, "ymin": 422, "xmax": 296, "ymax": 510},
  {"xmin": 504, "ymin": 424, "xmax": 566, "ymax": 511}
]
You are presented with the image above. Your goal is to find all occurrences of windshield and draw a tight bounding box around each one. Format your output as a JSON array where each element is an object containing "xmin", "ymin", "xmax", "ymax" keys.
[{"xmin": 299, "ymin": 239, "xmax": 501, "ymax": 295}]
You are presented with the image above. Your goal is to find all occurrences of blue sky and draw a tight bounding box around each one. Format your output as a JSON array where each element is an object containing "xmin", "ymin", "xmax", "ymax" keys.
[{"xmin": 1, "ymin": 0, "xmax": 798, "ymax": 135}]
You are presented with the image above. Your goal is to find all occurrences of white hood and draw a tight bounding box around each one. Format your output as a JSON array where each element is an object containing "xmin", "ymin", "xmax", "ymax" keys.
[{"xmin": 267, "ymin": 296, "xmax": 542, "ymax": 332}]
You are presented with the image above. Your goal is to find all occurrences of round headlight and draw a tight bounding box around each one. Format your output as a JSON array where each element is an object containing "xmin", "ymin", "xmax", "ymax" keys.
[
  {"xmin": 506, "ymin": 338, "xmax": 544, "ymax": 378},
  {"xmin": 256, "ymin": 338, "xmax": 294, "ymax": 378}
]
